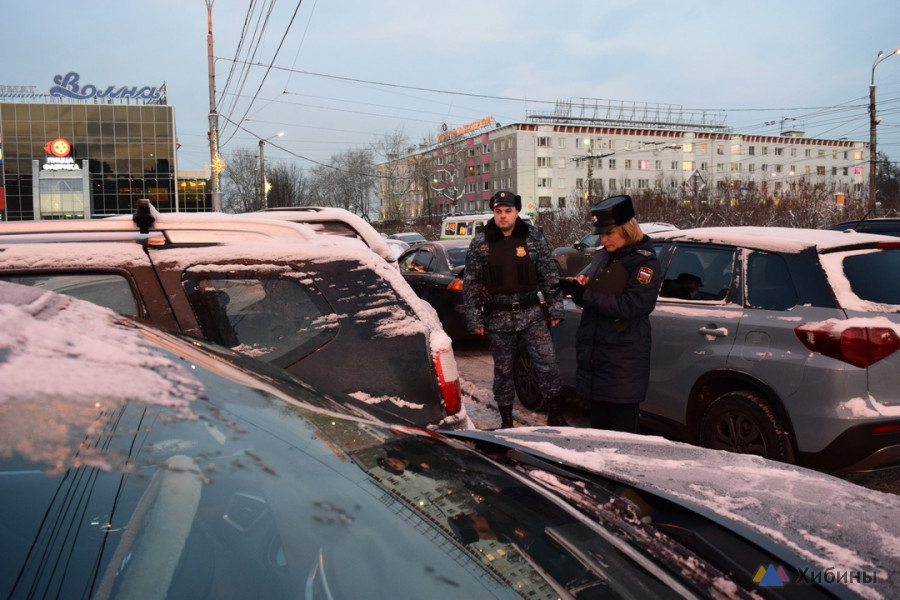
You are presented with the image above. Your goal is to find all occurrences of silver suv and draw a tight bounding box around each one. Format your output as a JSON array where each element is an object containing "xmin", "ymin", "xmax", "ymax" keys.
[{"xmin": 517, "ymin": 226, "xmax": 900, "ymax": 473}]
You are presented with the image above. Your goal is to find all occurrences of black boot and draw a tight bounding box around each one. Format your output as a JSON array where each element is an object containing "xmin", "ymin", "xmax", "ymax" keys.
[
  {"xmin": 545, "ymin": 397, "xmax": 569, "ymax": 427},
  {"xmin": 499, "ymin": 404, "xmax": 514, "ymax": 428}
]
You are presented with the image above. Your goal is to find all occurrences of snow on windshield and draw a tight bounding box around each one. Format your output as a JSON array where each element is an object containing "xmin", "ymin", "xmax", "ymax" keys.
[
  {"xmin": 491, "ymin": 427, "xmax": 900, "ymax": 598},
  {"xmin": 0, "ymin": 283, "xmax": 203, "ymax": 472}
]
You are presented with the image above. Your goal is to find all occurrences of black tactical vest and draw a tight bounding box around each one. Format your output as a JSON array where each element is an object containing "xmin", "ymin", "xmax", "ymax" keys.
[{"xmin": 484, "ymin": 236, "xmax": 539, "ymax": 294}]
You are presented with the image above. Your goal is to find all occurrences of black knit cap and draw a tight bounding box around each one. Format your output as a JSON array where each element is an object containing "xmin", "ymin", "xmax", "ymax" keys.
[
  {"xmin": 490, "ymin": 190, "xmax": 521, "ymax": 211},
  {"xmin": 590, "ymin": 195, "xmax": 635, "ymax": 234}
]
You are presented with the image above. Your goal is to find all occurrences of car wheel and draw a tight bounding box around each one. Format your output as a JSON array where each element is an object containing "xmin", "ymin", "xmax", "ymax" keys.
[
  {"xmin": 699, "ymin": 391, "xmax": 792, "ymax": 463},
  {"xmin": 513, "ymin": 344, "xmax": 544, "ymax": 410}
]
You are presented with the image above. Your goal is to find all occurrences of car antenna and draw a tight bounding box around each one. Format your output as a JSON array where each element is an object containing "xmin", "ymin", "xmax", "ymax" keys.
[{"xmin": 849, "ymin": 210, "xmax": 873, "ymax": 232}]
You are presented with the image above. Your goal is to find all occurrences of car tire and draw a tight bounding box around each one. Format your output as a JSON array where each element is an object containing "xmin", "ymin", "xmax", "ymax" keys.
[
  {"xmin": 513, "ymin": 344, "xmax": 544, "ymax": 410},
  {"xmin": 699, "ymin": 391, "xmax": 792, "ymax": 463}
]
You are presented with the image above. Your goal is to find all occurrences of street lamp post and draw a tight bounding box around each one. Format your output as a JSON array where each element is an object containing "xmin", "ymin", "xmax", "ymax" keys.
[
  {"xmin": 258, "ymin": 132, "xmax": 283, "ymax": 209},
  {"xmin": 869, "ymin": 48, "xmax": 900, "ymax": 213}
]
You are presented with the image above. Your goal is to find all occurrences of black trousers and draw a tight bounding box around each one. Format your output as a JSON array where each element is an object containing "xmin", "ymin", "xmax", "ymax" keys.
[{"xmin": 590, "ymin": 401, "xmax": 640, "ymax": 433}]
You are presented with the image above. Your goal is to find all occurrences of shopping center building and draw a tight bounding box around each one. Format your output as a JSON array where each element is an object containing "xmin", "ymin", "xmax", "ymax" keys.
[{"xmin": 0, "ymin": 72, "xmax": 210, "ymax": 221}]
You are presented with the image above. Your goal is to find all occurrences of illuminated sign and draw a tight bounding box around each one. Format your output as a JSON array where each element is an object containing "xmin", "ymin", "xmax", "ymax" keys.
[
  {"xmin": 49, "ymin": 72, "xmax": 163, "ymax": 102},
  {"xmin": 437, "ymin": 116, "xmax": 494, "ymax": 142},
  {"xmin": 42, "ymin": 138, "xmax": 81, "ymax": 171}
]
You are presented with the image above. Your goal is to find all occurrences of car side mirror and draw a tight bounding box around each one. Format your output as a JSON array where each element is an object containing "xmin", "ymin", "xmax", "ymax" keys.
[{"xmin": 573, "ymin": 242, "xmax": 585, "ymax": 251}]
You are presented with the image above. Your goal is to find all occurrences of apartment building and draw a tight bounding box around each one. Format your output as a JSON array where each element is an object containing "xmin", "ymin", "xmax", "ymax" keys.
[{"xmin": 379, "ymin": 99, "xmax": 867, "ymax": 219}]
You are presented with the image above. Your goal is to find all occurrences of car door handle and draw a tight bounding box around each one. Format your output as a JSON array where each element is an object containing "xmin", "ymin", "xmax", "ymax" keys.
[{"xmin": 698, "ymin": 325, "xmax": 728, "ymax": 337}]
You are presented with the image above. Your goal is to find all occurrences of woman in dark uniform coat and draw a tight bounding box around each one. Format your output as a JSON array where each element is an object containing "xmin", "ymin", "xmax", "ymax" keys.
[{"xmin": 563, "ymin": 195, "xmax": 662, "ymax": 433}]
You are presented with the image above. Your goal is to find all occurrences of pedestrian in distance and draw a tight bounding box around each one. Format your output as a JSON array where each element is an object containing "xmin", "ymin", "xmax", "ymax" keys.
[
  {"xmin": 560, "ymin": 195, "xmax": 662, "ymax": 433},
  {"xmin": 463, "ymin": 190, "xmax": 567, "ymax": 428}
]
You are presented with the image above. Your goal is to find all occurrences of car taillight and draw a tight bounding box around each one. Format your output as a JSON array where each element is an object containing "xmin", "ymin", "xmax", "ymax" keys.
[
  {"xmin": 433, "ymin": 347, "xmax": 462, "ymax": 414},
  {"xmin": 794, "ymin": 323, "xmax": 900, "ymax": 368},
  {"xmin": 447, "ymin": 278, "xmax": 463, "ymax": 292}
]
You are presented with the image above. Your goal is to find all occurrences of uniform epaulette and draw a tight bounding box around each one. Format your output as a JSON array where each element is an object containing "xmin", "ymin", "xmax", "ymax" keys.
[{"xmin": 635, "ymin": 248, "xmax": 655, "ymax": 257}]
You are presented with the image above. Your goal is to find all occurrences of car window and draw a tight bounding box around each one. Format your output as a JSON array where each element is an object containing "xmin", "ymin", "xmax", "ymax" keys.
[
  {"xmin": 446, "ymin": 247, "xmax": 468, "ymax": 268},
  {"xmin": 183, "ymin": 271, "xmax": 336, "ymax": 362},
  {"xmin": 659, "ymin": 246, "xmax": 733, "ymax": 301},
  {"xmin": 579, "ymin": 233, "xmax": 599, "ymax": 248},
  {"xmin": 841, "ymin": 247, "xmax": 900, "ymax": 305},
  {"xmin": 0, "ymin": 272, "xmax": 139, "ymax": 316},
  {"xmin": 746, "ymin": 252, "xmax": 797, "ymax": 310},
  {"xmin": 409, "ymin": 250, "xmax": 435, "ymax": 273}
]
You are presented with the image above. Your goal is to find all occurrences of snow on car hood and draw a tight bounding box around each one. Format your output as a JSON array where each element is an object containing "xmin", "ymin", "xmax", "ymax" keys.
[
  {"xmin": 0, "ymin": 282, "xmax": 203, "ymax": 472},
  {"xmin": 481, "ymin": 427, "xmax": 900, "ymax": 598}
]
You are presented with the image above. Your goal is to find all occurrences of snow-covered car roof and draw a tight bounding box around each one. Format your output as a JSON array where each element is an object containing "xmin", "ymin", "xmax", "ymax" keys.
[
  {"xmin": 253, "ymin": 207, "xmax": 396, "ymax": 263},
  {"xmin": 652, "ymin": 226, "xmax": 900, "ymax": 253}
]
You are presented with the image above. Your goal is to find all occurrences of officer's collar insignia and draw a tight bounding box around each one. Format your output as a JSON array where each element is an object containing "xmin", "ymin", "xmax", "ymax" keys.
[
  {"xmin": 637, "ymin": 267, "xmax": 653, "ymax": 284},
  {"xmin": 516, "ymin": 246, "xmax": 527, "ymax": 257}
]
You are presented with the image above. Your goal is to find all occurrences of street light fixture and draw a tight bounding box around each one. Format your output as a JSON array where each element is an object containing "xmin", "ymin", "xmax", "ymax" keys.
[
  {"xmin": 259, "ymin": 132, "xmax": 284, "ymax": 209},
  {"xmin": 869, "ymin": 47, "xmax": 900, "ymax": 213}
]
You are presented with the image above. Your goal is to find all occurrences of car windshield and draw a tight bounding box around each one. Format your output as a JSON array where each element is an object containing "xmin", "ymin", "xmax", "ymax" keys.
[
  {"xmin": 446, "ymin": 246, "xmax": 468, "ymax": 268},
  {"xmin": 1, "ymin": 340, "xmax": 701, "ymax": 599}
]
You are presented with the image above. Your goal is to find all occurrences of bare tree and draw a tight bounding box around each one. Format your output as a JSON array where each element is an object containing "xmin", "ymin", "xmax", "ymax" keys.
[
  {"xmin": 307, "ymin": 148, "xmax": 376, "ymax": 218},
  {"xmin": 266, "ymin": 161, "xmax": 311, "ymax": 207},
  {"xmin": 221, "ymin": 148, "xmax": 261, "ymax": 213}
]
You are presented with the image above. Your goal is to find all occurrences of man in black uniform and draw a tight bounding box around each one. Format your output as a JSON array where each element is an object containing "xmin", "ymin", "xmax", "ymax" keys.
[{"xmin": 463, "ymin": 190, "xmax": 566, "ymax": 428}]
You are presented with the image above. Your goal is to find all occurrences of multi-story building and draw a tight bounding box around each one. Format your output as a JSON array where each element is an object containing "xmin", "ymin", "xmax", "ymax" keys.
[
  {"xmin": 378, "ymin": 99, "xmax": 868, "ymax": 220},
  {"xmin": 0, "ymin": 71, "xmax": 210, "ymax": 221}
]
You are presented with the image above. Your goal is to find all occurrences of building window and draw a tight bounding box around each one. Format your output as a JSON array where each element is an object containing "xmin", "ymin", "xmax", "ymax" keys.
[
  {"xmin": 537, "ymin": 136, "xmax": 551, "ymax": 147},
  {"xmin": 731, "ymin": 144, "xmax": 741, "ymax": 154},
  {"xmin": 538, "ymin": 196, "xmax": 552, "ymax": 208},
  {"xmin": 557, "ymin": 157, "xmax": 567, "ymax": 169},
  {"xmin": 639, "ymin": 160, "xmax": 650, "ymax": 170},
  {"xmin": 608, "ymin": 140, "xmax": 616, "ymax": 150},
  {"xmin": 624, "ymin": 160, "xmax": 632, "ymax": 169},
  {"xmin": 557, "ymin": 178, "xmax": 566, "ymax": 189},
  {"xmin": 775, "ymin": 148, "xmax": 784, "ymax": 156},
  {"xmin": 748, "ymin": 146, "xmax": 756, "ymax": 156},
  {"xmin": 671, "ymin": 161, "xmax": 678, "ymax": 170},
  {"xmin": 717, "ymin": 145, "xmax": 724, "ymax": 155},
  {"xmin": 482, "ymin": 144, "xmax": 490, "ymax": 153},
  {"xmin": 609, "ymin": 178, "xmax": 617, "ymax": 191},
  {"xmin": 558, "ymin": 138, "xmax": 566, "ymax": 149},
  {"xmin": 638, "ymin": 179, "xmax": 649, "ymax": 189},
  {"xmin": 624, "ymin": 179, "xmax": 632, "ymax": 189},
  {"xmin": 731, "ymin": 163, "xmax": 741, "ymax": 172},
  {"xmin": 817, "ymin": 166, "xmax": 826, "ymax": 176},
  {"xmin": 682, "ymin": 161, "xmax": 694, "ymax": 170},
  {"xmin": 683, "ymin": 142, "xmax": 694, "ymax": 152},
  {"xmin": 538, "ymin": 178, "xmax": 551, "ymax": 188},
  {"xmin": 762, "ymin": 147, "xmax": 768, "ymax": 155},
  {"xmin": 558, "ymin": 197, "xmax": 566, "ymax": 209},
  {"xmin": 624, "ymin": 141, "xmax": 632, "ymax": 151},
  {"xmin": 537, "ymin": 157, "xmax": 551, "ymax": 167},
  {"xmin": 608, "ymin": 159, "xmax": 616, "ymax": 169}
]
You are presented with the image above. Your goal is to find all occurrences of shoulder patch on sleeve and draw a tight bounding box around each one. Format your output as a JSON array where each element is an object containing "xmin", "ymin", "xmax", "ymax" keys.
[{"xmin": 637, "ymin": 266, "xmax": 654, "ymax": 284}]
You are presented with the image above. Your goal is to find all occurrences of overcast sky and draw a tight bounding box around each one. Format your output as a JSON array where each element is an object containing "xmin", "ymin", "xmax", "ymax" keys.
[{"xmin": 5, "ymin": 0, "xmax": 900, "ymax": 174}]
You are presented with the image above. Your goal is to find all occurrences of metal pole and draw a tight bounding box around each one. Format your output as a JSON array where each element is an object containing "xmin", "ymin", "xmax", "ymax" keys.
[
  {"xmin": 206, "ymin": 0, "xmax": 222, "ymax": 211},
  {"xmin": 869, "ymin": 81, "xmax": 878, "ymax": 214},
  {"xmin": 870, "ymin": 48, "xmax": 900, "ymax": 214},
  {"xmin": 259, "ymin": 138, "xmax": 266, "ymax": 209}
]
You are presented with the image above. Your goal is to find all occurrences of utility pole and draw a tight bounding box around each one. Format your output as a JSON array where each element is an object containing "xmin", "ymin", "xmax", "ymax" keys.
[
  {"xmin": 206, "ymin": 0, "xmax": 223, "ymax": 211},
  {"xmin": 571, "ymin": 150, "xmax": 613, "ymax": 205},
  {"xmin": 259, "ymin": 138, "xmax": 266, "ymax": 209},
  {"xmin": 870, "ymin": 48, "xmax": 900, "ymax": 214}
]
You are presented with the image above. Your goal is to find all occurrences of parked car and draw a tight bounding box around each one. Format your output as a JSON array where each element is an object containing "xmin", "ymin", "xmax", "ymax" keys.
[
  {"xmin": 383, "ymin": 237, "xmax": 410, "ymax": 259},
  {"xmin": 440, "ymin": 213, "xmax": 533, "ymax": 241},
  {"xmin": 0, "ymin": 204, "xmax": 465, "ymax": 431},
  {"xmin": 254, "ymin": 206, "xmax": 398, "ymax": 265},
  {"xmin": 397, "ymin": 239, "xmax": 472, "ymax": 340},
  {"xmin": 829, "ymin": 216, "xmax": 900, "ymax": 237},
  {"xmin": 3, "ymin": 281, "xmax": 897, "ymax": 600},
  {"xmin": 388, "ymin": 231, "xmax": 427, "ymax": 245},
  {"xmin": 518, "ymin": 226, "xmax": 900, "ymax": 473},
  {"xmin": 552, "ymin": 222, "xmax": 679, "ymax": 277}
]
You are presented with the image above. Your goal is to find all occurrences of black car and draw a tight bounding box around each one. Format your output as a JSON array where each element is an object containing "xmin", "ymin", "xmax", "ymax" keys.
[
  {"xmin": 0, "ymin": 208, "xmax": 465, "ymax": 431},
  {"xmin": 398, "ymin": 239, "xmax": 473, "ymax": 339},
  {"xmin": 829, "ymin": 217, "xmax": 900, "ymax": 237},
  {"xmin": 4, "ymin": 281, "xmax": 898, "ymax": 600},
  {"xmin": 552, "ymin": 222, "xmax": 678, "ymax": 277}
]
